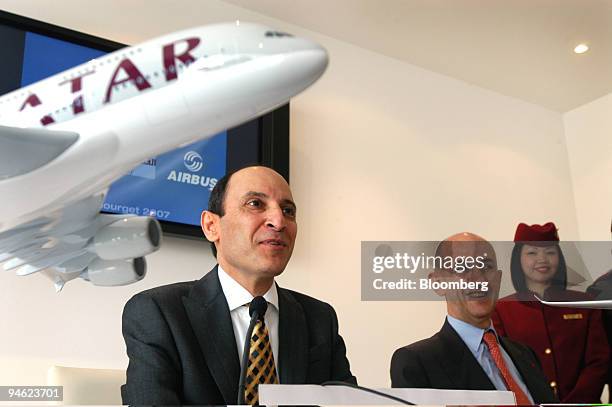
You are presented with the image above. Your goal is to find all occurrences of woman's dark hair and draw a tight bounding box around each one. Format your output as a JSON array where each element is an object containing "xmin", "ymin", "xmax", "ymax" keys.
[{"xmin": 510, "ymin": 243, "xmax": 567, "ymax": 293}]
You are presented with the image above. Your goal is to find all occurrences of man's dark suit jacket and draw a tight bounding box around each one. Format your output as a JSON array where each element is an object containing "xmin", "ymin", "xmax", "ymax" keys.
[
  {"xmin": 121, "ymin": 267, "xmax": 356, "ymax": 405},
  {"xmin": 390, "ymin": 319, "xmax": 557, "ymax": 404}
]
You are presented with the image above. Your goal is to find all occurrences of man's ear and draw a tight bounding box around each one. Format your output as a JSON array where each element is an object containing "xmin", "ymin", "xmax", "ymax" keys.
[
  {"xmin": 490, "ymin": 268, "xmax": 503, "ymax": 298},
  {"xmin": 494, "ymin": 269, "xmax": 502, "ymax": 285},
  {"xmin": 201, "ymin": 211, "xmax": 220, "ymax": 242}
]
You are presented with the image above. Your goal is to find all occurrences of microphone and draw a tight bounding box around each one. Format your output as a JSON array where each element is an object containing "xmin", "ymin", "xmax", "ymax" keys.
[
  {"xmin": 237, "ymin": 296, "xmax": 268, "ymax": 404},
  {"xmin": 322, "ymin": 381, "xmax": 415, "ymax": 405}
]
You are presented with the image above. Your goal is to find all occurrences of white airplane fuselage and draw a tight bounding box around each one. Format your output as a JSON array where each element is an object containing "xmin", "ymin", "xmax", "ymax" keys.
[{"xmin": 0, "ymin": 23, "xmax": 327, "ymax": 233}]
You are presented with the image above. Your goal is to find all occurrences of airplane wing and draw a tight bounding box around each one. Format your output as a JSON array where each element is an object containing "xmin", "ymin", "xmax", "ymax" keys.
[
  {"xmin": 0, "ymin": 125, "xmax": 79, "ymax": 179},
  {"xmin": 0, "ymin": 125, "xmax": 161, "ymax": 292},
  {"xmin": 1, "ymin": 193, "xmax": 161, "ymax": 292},
  {"xmin": 535, "ymin": 295, "xmax": 612, "ymax": 310}
]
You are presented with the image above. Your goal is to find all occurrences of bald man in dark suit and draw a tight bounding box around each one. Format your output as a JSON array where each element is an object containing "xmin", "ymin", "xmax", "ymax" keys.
[
  {"xmin": 391, "ymin": 233, "xmax": 556, "ymax": 404},
  {"xmin": 122, "ymin": 166, "xmax": 355, "ymax": 405}
]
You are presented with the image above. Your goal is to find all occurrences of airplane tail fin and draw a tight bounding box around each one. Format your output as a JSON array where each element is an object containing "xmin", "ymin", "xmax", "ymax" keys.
[{"xmin": 0, "ymin": 125, "xmax": 79, "ymax": 180}]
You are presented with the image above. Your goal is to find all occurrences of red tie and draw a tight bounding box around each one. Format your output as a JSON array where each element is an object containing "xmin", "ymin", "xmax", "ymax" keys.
[{"xmin": 482, "ymin": 331, "xmax": 532, "ymax": 405}]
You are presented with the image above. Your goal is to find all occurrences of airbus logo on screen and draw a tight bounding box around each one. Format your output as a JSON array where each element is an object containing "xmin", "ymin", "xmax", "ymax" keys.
[
  {"xmin": 184, "ymin": 151, "xmax": 204, "ymax": 172},
  {"xmin": 167, "ymin": 151, "xmax": 217, "ymax": 191},
  {"xmin": 167, "ymin": 169, "xmax": 217, "ymax": 191}
]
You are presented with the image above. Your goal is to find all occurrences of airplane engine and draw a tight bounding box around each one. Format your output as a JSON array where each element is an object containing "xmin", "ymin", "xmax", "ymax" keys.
[
  {"xmin": 92, "ymin": 216, "xmax": 162, "ymax": 260},
  {"xmin": 84, "ymin": 257, "xmax": 146, "ymax": 286}
]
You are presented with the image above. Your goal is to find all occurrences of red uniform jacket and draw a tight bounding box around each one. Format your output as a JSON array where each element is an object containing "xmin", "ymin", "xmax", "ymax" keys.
[{"xmin": 492, "ymin": 290, "xmax": 610, "ymax": 403}]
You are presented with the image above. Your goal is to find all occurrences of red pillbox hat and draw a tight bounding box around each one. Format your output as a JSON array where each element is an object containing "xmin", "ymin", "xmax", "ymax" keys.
[{"xmin": 514, "ymin": 222, "xmax": 559, "ymax": 244}]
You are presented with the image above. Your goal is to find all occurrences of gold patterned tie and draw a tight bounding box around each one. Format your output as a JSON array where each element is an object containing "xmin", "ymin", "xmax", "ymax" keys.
[{"xmin": 244, "ymin": 317, "xmax": 278, "ymax": 405}]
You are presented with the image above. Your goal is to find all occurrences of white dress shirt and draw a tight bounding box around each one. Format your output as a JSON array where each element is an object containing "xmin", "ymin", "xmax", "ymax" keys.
[{"xmin": 217, "ymin": 265, "xmax": 279, "ymax": 373}]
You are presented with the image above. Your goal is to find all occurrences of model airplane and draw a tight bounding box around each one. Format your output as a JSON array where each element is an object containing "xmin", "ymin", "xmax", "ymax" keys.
[{"xmin": 0, "ymin": 22, "xmax": 328, "ymax": 291}]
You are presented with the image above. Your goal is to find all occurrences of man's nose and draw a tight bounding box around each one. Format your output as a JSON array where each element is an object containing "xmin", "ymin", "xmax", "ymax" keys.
[{"xmin": 265, "ymin": 206, "xmax": 286, "ymax": 231}]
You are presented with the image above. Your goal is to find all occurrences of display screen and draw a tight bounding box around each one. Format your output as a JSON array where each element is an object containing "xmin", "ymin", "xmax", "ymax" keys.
[{"xmin": 0, "ymin": 12, "xmax": 288, "ymax": 237}]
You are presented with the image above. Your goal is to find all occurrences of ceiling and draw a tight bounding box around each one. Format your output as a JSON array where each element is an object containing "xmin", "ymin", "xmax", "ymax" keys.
[
  {"xmin": 223, "ymin": 0, "xmax": 612, "ymax": 112},
  {"xmin": 1, "ymin": 0, "xmax": 611, "ymax": 112}
]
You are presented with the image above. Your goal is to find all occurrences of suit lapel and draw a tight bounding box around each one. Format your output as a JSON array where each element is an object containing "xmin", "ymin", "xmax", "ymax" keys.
[
  {"xmin": 182, "ymin": 267, "xmax": 240, "ymax": 404},
  {"xmin": 277, "ymin": 286, "xmax": 308, "ymax": 384},
  {"xmin": 438, "ymin": 320, "xmax": 496, "ymax": 390}
]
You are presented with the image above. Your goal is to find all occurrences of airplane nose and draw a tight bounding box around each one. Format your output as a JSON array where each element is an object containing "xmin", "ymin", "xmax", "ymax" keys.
[{"xmin": 291, "ymin": 38, "xmax": 329, "ymax": 76}]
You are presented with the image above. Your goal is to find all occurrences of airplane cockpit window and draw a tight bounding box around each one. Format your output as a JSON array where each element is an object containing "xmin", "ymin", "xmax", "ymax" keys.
[{"xmin": 265, "ymin": 31, "xmax": 294, "ymax": 38}]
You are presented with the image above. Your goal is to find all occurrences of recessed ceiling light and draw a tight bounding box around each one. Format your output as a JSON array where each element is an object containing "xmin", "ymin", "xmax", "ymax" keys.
[{"xmin": 574, "ymin": 44, "xmax": 589, "ymax": 54}]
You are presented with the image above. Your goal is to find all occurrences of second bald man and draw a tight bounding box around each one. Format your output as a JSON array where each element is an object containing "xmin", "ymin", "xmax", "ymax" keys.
[{"xmin": 390, "ymin": 232, "xmax": 556, "ymax": 404}]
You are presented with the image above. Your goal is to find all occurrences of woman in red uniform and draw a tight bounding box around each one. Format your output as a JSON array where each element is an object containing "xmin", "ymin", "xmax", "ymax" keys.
[{"xmin": 492, "ymin": 222, "xmax": 610, "ymax": 403}]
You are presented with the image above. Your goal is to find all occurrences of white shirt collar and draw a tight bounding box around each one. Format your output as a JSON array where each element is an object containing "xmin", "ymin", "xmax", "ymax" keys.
[
  {"xmin": 217, "ymin": 265, "xmax": 279, "ymax": 312},
  {"xmin": 447, "ymin": 315, "xmax": 497, "ymax": 354}
]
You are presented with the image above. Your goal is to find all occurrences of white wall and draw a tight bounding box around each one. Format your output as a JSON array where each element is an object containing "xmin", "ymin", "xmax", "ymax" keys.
[
  {"xmin": 0, "ymin": 0, "xmax": 581, "ymax": 391},
  {"xmin": 563, "ymin": 93, "xmax": 612, "ymax": 241},
  {"xmin": 280, "ymin": 25, "xmax": 577, "ymax": 387}
]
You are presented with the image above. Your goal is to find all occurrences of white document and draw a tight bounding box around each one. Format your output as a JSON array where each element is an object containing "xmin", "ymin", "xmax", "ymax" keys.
[{"xmin": 259, "ymin": 384, "xmax": 516, "ymax": 405}]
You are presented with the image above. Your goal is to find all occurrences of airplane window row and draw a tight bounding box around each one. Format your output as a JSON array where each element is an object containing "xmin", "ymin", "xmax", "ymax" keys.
[
  {"xmin": 46, "ymin": 64, "xmax": 187, "ymax": 112},
  {"xmin": 0, "ymin": 55, "xmax": 150, "ymax": 105},
  {"xmin": 0, "ymin": 58, "xmax": 194, "ymax": 108},
  {"xmin": 1, "ymin": 50, "xmax": 205, "ymax": 106},
  {"xmin": 58, "ymin": 47, "xmax": 143, "ymax": 79}
]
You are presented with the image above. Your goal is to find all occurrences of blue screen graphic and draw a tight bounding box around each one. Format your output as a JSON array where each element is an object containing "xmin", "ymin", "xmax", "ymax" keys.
[
  {"xmin": 21, "ymin": 32, "xmax": 105, "ymax": 86},
  {"xmin": 20, "ymin": 31, "xmax": 227, "ymax": 226},
  {"xmin": 103, "ymin": 134, "xmax": 226, "ymax": 225}
]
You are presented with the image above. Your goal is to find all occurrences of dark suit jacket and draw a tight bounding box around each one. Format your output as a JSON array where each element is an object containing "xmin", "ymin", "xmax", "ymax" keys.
[
  {"xmin": 121, "ymin": 267, "xmax": 356, "ymax": 405},
  {"xmin": 587, "ymin": 271, "xmax": 612, "ymax": 401},
  {"xmin": 390, "ymin": 319, "xmax": 557, "ymax": 404}
]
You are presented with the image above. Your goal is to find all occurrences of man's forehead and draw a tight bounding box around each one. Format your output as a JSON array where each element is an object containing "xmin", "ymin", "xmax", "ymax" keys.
[
  {"xmin": 450, "ymin": 241, "xmax": 494, "ymax": 257},
  {"xmin": 437, "ymin": 239, "xmax": 497, "ymax": 261},
  {"xmin": 227, "ymin": 167, "xmax": 293, "ymax": 200}
]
